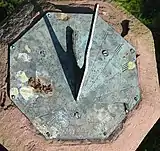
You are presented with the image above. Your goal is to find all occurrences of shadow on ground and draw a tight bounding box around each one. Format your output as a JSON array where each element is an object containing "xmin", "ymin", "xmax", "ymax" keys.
[
  {"xmin": 0, "ymin": 144, "xmax": 8, "ymax": 151},
  {"xmin": 152, "ymin": 31, "xmax": 160, "ymax": 83},
  {"xmin": 0, "ymin": 7, "xmax": 7, "ymax": 23},
  {"xmin": 140, "ymin": 0, "xmax": 160, "ymax": 83},
  {"xmin": 136, "ymin": 0, "xmax": 160, "ymax": 149},
  {"xmin": 121, "ymin": 19, "xmax": 130, "ymax": 37},
  {"xmin": 137, "ymin": 118, "xmax": 160, "ymax": 151}
]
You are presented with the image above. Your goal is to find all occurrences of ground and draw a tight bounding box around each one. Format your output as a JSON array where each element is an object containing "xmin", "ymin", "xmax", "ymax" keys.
[{"xmin": 0, "ymin": 0, "xmax": 159, "ymax": 151}]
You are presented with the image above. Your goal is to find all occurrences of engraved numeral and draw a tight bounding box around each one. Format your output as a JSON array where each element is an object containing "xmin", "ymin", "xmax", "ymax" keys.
[
  {"xmin": 122, "ymin": 62, "xmax": 128, "ymax": 72},
  {"xmin": 115, "ymin": 44, "xmax": 124, "ymax": 54}
]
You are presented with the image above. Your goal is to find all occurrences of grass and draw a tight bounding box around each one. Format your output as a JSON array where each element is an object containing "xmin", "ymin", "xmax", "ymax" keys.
[
  {"xmin": 0, "ymin": 0, "xmax": 24, "ymax": 15},
  {"xmin": 113, "ymin": 0, "xmax": 160, "ymax": 28}
]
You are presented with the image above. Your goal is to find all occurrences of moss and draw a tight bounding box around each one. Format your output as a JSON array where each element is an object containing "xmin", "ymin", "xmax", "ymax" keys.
[
  {"xmin": 113, "ymin": 0, "xmax": 160, "ymax": 27},
  {"xmin": 0, "ymin": 0, "xmax": 24, "ymax": 15}
]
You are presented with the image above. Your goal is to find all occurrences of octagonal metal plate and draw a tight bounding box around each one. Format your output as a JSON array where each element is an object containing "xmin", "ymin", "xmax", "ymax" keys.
[{"xmin": 9, "ymin": 11, "xmax": 141, "ymax": 140}]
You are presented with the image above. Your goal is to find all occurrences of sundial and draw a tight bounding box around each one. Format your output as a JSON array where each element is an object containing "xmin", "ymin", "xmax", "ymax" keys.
[{"xmin": 9, "ymin": 4, "xmax": 141, "ymax": 140}]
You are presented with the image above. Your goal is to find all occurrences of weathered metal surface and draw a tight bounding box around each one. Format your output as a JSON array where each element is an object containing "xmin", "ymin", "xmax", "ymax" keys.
[{"xmin": 9, "ymin": 11, "xmax": 140, "ymax": 140}]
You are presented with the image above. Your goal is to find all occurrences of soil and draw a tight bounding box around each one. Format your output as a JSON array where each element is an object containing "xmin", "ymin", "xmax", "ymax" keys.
[{"xmin": 0, "ymin": 0, "xmax": 157, "ymax": 151}]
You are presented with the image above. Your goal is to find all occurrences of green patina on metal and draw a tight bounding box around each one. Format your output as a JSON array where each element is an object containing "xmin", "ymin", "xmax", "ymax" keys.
[{"xmin": 9, "ymin": 4, "xmax": 140, "ymax": 140}]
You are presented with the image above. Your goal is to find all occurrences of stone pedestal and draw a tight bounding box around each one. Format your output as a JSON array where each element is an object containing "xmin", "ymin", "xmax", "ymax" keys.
[{"xmin": 0, "ymin": 1, "xmax": 159, "ymax": 151}]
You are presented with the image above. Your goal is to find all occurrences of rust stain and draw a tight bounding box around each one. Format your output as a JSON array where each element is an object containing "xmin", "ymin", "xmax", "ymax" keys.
[{"xmin": 28, "ymin": 77, "xmax": 53, "ymax": 94}]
